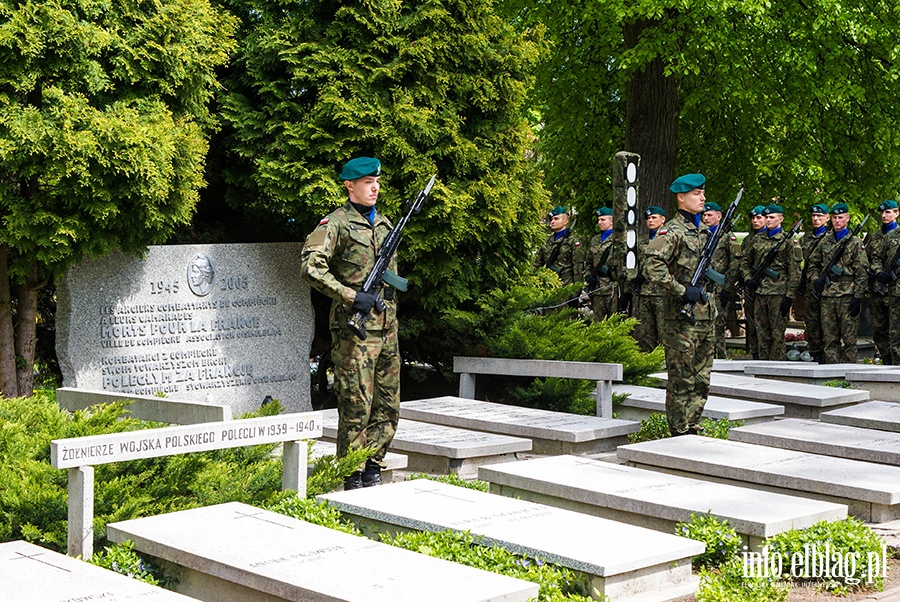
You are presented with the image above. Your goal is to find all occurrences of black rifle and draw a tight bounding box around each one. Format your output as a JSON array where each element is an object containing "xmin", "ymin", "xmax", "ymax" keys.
[
  {"xmin": 811, "ymin": 215, "xmax": 869, "ymax": 301},
  {"xmin": 797, "ymin": 227, "xmax": 828, "ymax": 295},
  {"xmin": 347, "ymin": 174, "xmax": 436, "ymax": 339},
  {"xmin": 679, "ymin": 188, "xmax": 743, "ymax": 325},
  {"xmin": 874, "ymin": 233, "xmax": 900, "ymax": 296},
  {"xmin": 744, "ymin": 219, "xmax": 803, "ymax": 303}
]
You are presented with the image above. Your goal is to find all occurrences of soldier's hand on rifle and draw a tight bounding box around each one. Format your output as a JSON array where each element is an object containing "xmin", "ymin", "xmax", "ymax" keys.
[
  {"xmin": 578, "ymin": 289, "xmax": 591, "ymax": 306},
  {"xmin": 745, "ymin": 278, "xmax": 760, "ymax": 293},
  {"xmin": 849, "ymin": 297, "xmax": 862, "ymax": 318},
  {"xmin": 812, "ymin": 278, "xmax": 826, "ymax": 295},
  {"xmin": 682, "ymin": 286, "xmax": 704, "ymax": 304},
  {"xmin": 779, "ymin": 297, "xmax": 793, "ymax": 317},
  {"xmin": 718, "ymin": 289, "xmax": 732, "ymax": 307},
  {"xmin": 585, "ymin": 274, "xmax": 599, "ymax": 287},
  {"xmin": 352, "ymin": 290, "xmax": 380, "ymax": 314},
  {"xmin": 632, "ymin": 274, "xmax": 646, "ymax": 288},
  {"xmin": 877, "ymin": 271, "xmax": 892, "ymax": 284}
]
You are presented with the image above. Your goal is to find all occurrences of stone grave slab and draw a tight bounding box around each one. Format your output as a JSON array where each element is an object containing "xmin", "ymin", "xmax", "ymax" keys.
[
  {"xmin": 107, "ymin": 501, "xmax": 538, "ymax": 602},
  {"xmin": 711, "ymin": 359, "xmax": 803, "ymax": 372},
  {"xmin": 730, "ymin": 418, "xmax": 900, "ymax": 466},
  {"xmin": 477, "ymin": 455, "xmax": 846, "ymax": 550},
  {"xmin": 821, "ymin": 401, "xmax": 900, "ymax": 433},
  {"xmin": 617, "ymin": 435, "xmax": 900, "ymax": 522},
  {"xmin": 846, "ymin": 369, "xmax": 900, "ymax": 402},
  {"xmin": 320, "ymin": 408, "xmax": 531, "ymax": 477},
  {"xmin": 613, "ymin": 384, "xmax": 783, "ymax": 425},
  {"xmin": 0, "ymin": 540, "xmax": 198, "ymax": 602},
  {"xmin": 320, "ymin": 479, "xmax": 701, "ymax": 602},
  {"xmin": 649, "ymin": 371, "xmax": 867, "ymax": 418},
  {"xmin": 57, "ymin": 243, "xmax": 313, "ymax": 416},
  {"xmin": 744, "ymin": 362, "xmax": 891, "ymax": 386},
  {"xmin": 310, "ymin": 440, "xmax": 407, "ymax": 483},
  {"xmin": 399, "ymin": 396, "xmax": 639, "ymax": 454}
]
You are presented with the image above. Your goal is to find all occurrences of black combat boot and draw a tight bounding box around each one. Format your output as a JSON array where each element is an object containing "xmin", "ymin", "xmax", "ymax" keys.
[
  {"xmin": 361, "ymin": 460, "xmax": 382, "ymax": 487},
  {"xmin": 344, "ymin": 471, "xmax": 363, "ymax": 491}
]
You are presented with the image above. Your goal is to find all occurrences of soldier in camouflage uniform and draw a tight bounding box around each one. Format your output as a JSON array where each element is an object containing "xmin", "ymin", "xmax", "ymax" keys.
[
  {"xmin": 741, "ymin": 204, "xmax": 800, "ymax": 360},
  {"xmin": 871, "ymin": 201, "xmax": 900, "ymax": 365},
  {"xmin": 799, "ymin": 203, "xmax": 830, "ymax": 363},
  {"xmin": 633, "ymin": 206, "xmax": 667, "ymax": 352},
  {"xmin": 584, "ymin": 207, "xmax": 618, "ymax": 321},
  {"xmin": 808, "ymin": 203, "xmax": 869, "ymax": 364},
  {"xmin": 301, "ymin": 157, "xmax": 400, "ymax": 490},
  {"xmin": 740, "ymin": 206, "xmax": 768, "ymax": 359},
  {"xmin": 534, "ymin": 206, "xmax": 584, "ymax": 285},
  {"xmin": 866, "ymin": 200, "xmax": 899, "ymax": 364},
  {"xmin": 645, "ymin": 173, "xmax": 715, "ymax": 436},
  {"xmin": 701, "ymin": 202, "xmax": 739, "ymax": 359}
]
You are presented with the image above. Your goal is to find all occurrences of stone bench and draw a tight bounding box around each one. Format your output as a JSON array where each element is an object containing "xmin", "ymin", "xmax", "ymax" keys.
[
  {"xmin": 107, "ymin": 502, "xmax": 538, "ymax": 602},
  {"xmin": 618, "ymin": 435, "xmax": 900, "ymax": 523},
  {"xmin": 57, "ymin": 387, "xmax": 232, "ymax": 424},
  {"xmin": 320, "ymin": 479, "xmax": 702, "ymax": 602},
  {"xmin": 846, "ymin": 369, "xmax": 900, "ymax": 402},
  {"xmin": 730, "ymin": 418, "xmax": 900, "ymax": 466},
  {"xmin": 310, "ymin": 440, "xmax": 407, "ymax": 483},
  {"xmin": 821, "ymin": 401, "xmax": 900, "ymax": 432},
  {"xmin": 320, "ymin": 408, "xmax": 531, "ymax": 477},
  {"xmin": 454, "ymin": 356, "xmax": 623, "ymax": 418},
  {"xmin": 0, "ymin": 540, "xmax": 197, "ymax": 602},
  {"xmin": 477, "ymin": 455, "xmax": 846, "ymax": 551},
  {"xmin": 613, "ymin": 384, "xmax": 783, "ymax": 425},
  {"xmin": 650, "ymin": 371, "xmax": 868, "ymax": 418},
  {"xmin": 743, "ymin": 363, "xmax": 892, "ymax": 386},
  {"xmin": 399, "ymin": 396, "xmax": 638, "ymax": 454}
]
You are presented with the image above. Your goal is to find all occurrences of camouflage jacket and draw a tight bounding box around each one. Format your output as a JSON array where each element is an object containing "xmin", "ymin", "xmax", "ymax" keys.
[
  {"xmin": 301, "ymin": 201, "xmax": 398, "ymax": 332},
  {"xmin": 644, "ymin": 211, "xmax": 716, "ymax": 322},
  {"xmin": 740, "ymin": 228, "xmax": 801, "ymax": 297},
  {"xmin": 799, "ymin": 228, "xmax": 828, "ymax": 294},
  {"xmin": 870, "ymin": 228, "xmax": 900, "ymax": 297},
  {"xmin": 636, "ymin": 236, "xmax": 666, "ymax": 296},
  {"xmin": 707, "ymin": 227, "xmax": 738, "ymax": 294},
  {"xmin": 583, "ymin": 231, "xmax": 619, "ymax": 291},
  {"xmin": 807, "ymin": 229, "xmax": 869, "ymax": 298},
  {"xmin": 534, "ymin": 230, "xmax": 584, "ymax": 285}
]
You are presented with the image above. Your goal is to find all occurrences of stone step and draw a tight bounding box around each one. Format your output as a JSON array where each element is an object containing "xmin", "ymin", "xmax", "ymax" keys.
[
  {"xmin": 320, "ymin": 408, "xmax": 531, "ymax": 478},
  {"xmin": 617, "ymin": 435, "xmax": 900, "ymax": 523},
  {"xmin": 729, "ymin": 418, "xmax": 900, "ymax": 466},
  {"xmin": 107, "ymin": 502, "xmax": 539, "ymax": 602},
  {"xmin": 650, "ymin": 371, "xmax": 868, "ymax": 418},
  {"xmin": 846, "ymin": 369, "xmax": 900, "ymax": 402},
  {"xmin": 1, "ymin": 540, "xmax": 198, "ymax": 602},
  {"xmin": 821, "ymin": 401, "xmax": 900, "ymax": 433},
  {"xmin": 613, "ymin": 384, "xmax": 783, "ymax": 424},
  {"xmin": 399, "ymin": 396, "xmax": 639, "ymax": 454},
  {"xmin": 476, "ymin": 455, "xmax": 846, "ymax": 551},
  {"xmin": 320, "ymin": 479, "xmax": 702, "ymax": 602},
  {"xmin": 744, "ymin": 362, "xmax": 892, "ymax": 386}
]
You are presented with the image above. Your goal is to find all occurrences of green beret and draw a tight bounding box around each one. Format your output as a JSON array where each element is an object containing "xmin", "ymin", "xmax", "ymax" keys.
[
  {"xmin": 831, "ymin": 203, "xmax": 850, "ymax": 215},
  {"xmin": 644, "ymin": 206, "xmax": 666, "ymax": 218},
  {"xmin": 749, "ymin": 205, "xmax": 766, "ymax": 216},
  {"xmin": 594, "ymin": 207, "xmax": 613, "ymax": 217},
  {"xmin": 879, "ymin": 200, "xmax": 899, "ymax": 211},
  {"xmin": 703, "ymin": 202, "xmax": 722, "ymax": 213},
  {"xmin": 669, "ymin": 173, "xmax": 706, "ymax": 194},
  {"xmin": 810, "ymin": 203, "xmax": 830, "ymax": 215},
  {"xmin": 763, "ymin": 204, "xmax": 783, "ymax": 215},
  {"xmin": 340, "ymin": 156, "xmax": 382, "ymax": 181},
  {"xmin": 549, "ymin": 206, "xmax": 568, "ymax": 217}
]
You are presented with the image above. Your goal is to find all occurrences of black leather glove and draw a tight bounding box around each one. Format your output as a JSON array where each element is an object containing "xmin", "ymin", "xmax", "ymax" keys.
[
  {"xmin": 718, "ymin": 289, "xmax": 732, "ymax": 307},
  {"xmin": 745, "ymin": 279, "xmax": 760, "ymax": 293},
  {"xmin": 632, "ymin": 274, "xmax": 646, "ymax": 288},
  {"xmin": 779, "ymin": 296, "xmax": 793, "ymax": 317},
  {"xmin": 585, "ymin": 273, "xmax": 599, "ymax": 287},
  {"xmin": 812, "ymin": 278, "xmax": 826, "ymax": 295},
  {"xmin": 351, "ymin": 291, "xmax": 379, "ymax": 314},
  {"xmin": 849, "ymin": 297, "xmax": 862, "ymax": 318},
  {"xmin": 877, "ymin": 271, "xmax": 892, "ymax": 284},
  {"xmin": 682, "ymin": 286, "xmax": 704, "ymax": 304}
]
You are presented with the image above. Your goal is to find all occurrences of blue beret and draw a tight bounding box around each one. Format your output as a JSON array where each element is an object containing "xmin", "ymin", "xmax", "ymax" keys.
[
  {"xmin": 703, "ymin": 202, "xmax": 722, "ymax": 212},
  {"xmin": 340, "ymin": 156, "xmax": 382, "ymax": 181},
  {"xmin": 669, "ymin": 173, "xmax": 706, "ymax": 194},
  {"xmin": 594, "ymin": 207, "xmax": 613, "ymax": 217},
  {"xmin": 549, "ymin": 206, "xmax": 568, "ymax": 217},
  {"xmin": 879, "ymin": 200, "xmax": 898, "ymax": 211},
  {"xmin": 831, "ymin": 203, "xmax": 850, "ymax": 215},
  {"xmin": 810, "ymin": 203, "xmax": 830, "ymax": 214},
  {"xmin": 644, "ymin": 205, "xmax": 666, "ymax": 218},
  {"xmin": 749, "ymin": 205, "xmax": 766, "ymax": 216},
  {"xmin": 763, "ymin": 204, "xmax": 783, "ymax": 215}
]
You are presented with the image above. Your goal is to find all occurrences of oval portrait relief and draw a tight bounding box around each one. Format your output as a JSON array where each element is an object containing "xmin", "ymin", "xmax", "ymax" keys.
[{"xmin": 187, "ymin": 253, "xmax": 215, "ymax": 297}]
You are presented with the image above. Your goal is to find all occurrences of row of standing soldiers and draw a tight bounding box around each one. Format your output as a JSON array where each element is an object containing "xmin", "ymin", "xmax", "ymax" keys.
[{"xmin": 535, "ymin": 196, "xmax": 900, "ymax": 365}]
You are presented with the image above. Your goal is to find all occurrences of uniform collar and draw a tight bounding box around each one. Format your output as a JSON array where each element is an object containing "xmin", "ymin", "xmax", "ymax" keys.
[
  {"xmin": 553, "ymin": 228, "xmax": 569, "ymax": 241},
  {"xmin": 813, "ymin": 225, "xmax": 828, "ymax": 237},
  {"xmin": 678, "ymin": 209, "xmax": 701, "ymax": 228},
  {"xmin": 884, "ymin": 222, "xmax": 898, "ymax": 234},
  {"xmin": 600, "ymin": 229, "xmax": 613, "ymax": 242},
  {"xmin": 834, "ymin": 227, "xmax": 849, "ymax": 241},
  {"xmin": 767, "ymin": 227, "xmax": 783, "ymax": 237}
]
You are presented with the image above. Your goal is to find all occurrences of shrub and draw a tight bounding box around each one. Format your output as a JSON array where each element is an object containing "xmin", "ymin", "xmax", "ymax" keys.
[
  {"xmin": 697, "ymin": 558, "xmax": 789, "ymax": 602},
  {"xmin": 699, "ymin": 418, "xmax": 744, "ymax": 440},
  {"xmin": 627, "ymin": 413, "xmax": 671, "ymax": 443},
  {"xmin": 676, "ymin": 513, "xmax": 742, "ymax": 568},
  {"xmin": 406, "ymin": 473, "xmax": 490, "ymax": 492}
]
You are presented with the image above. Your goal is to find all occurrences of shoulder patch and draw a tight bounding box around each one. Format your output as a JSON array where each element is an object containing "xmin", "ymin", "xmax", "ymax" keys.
[
  {"xmin": 319, "ymin": 217, "xmax": 329, "ymax": 225},
  {"xmin": 658, "ymin": 229, "xmax": 667, "ymax": 235},
  {"xmin": 574, "ymin": 241, "xmax": 581, "ymax": 247},
  {"xmin": 730, "ymin": 234, "xmax": 737, "ymax": 240}
]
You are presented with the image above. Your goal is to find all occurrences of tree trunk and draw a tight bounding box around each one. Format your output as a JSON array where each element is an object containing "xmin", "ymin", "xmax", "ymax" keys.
[
  {"xmin": 624, "ymin": 17, "xmax": 682, "ymax": 233},
  {"xmin": 14, "ymin": 263, "xmax": 43, "ymax": 397},
  {"xmin": 0, "ymin": 244, "xmax": 18, "ymax": 396}
]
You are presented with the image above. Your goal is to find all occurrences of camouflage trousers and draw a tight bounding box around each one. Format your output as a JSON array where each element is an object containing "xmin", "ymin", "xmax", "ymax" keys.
[
  {"xmin": 662, "ymin": 318, "xmax": 714, "ymax": 435},
  {"xmin": 590, "ymin": 281, "xmax": 618, "ymax": 322},
  {"xmin": 820, "ymin": 295, "xmax": 859, "ymax": 364},
  {"xmin": 803, "ymin": 293, "xmax": 824, "ymax": 362},
  {"xmin": 870, "ymin": 295, "xmax": 892, "ymax": 364},
  {"xmin": 753, "ymin": 294, "xmax": 788, "ymax": 361},
  {"xmin": 331, "ymin": 325, "xmax": 400, "ymax": 469},
  {"xmin": 889, "ymin": 298, "xmax": 900, "ymax": 366},
  {"xmin": 743, "ymin": 293, "xmax": 758, "ymax": 359},
  {"xmin": 711, "ymin": 294, "xmax": 727, "ymax": 359},
  {"xmin": 634, "ymin": 294, "xmax": 665, "ymax": 352}
]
